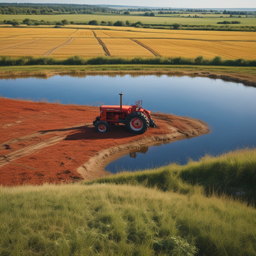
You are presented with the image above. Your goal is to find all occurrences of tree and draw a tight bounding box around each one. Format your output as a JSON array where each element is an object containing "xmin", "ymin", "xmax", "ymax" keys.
[
  {"xmin": 61, "ymin": 19, "xmax": 69, "ymax": 25},
  {"xmin": 150, "ymin": 12, "xmax": 155, "ymax": 16},
  {"xmin": 126, "ymin": 20, "xmax": 130, "ymax": 26},
  {"xmin": 114, "ymin": 20, "xmax": 125, "ymax": 26},
  {"xmin": 23, "ymin": 18, "xmax": 30, "ymax": 24},
  {"xmin": 173, "ymin": 23, "xmax": 181, "ymax": 29},
  {"xmin": 12, "ymin": 20, "xmax": 20, "ymax": 27},
  {"xmin": 124, "ymin": 11, "xmax": 130, "ymax": 15},
  {"xmin": 89, "ymin": 20, "xmax": 99, "ymax": 25}
]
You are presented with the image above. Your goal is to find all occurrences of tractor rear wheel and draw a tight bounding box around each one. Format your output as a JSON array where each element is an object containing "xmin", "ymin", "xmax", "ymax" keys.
[
  {"xmin": 95, "ymin": 121, "xmax": 109, "ymax": 133},
  {"xmin": 125, "ymin": 112, "xmax": 149, "ymax": 134}
]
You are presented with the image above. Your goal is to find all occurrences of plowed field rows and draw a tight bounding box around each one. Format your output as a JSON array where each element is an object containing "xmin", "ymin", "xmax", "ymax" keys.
[{"xmin": 0, "ymin": 27, "xmax": 255, "ymax": 59}]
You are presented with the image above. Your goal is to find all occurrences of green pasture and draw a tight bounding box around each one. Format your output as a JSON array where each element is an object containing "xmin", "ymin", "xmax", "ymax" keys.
[
  {"xmin": 1, "ymin": 64, "xmax": 256, "ymax": 80},
  {"xmin": 0, "ymin": 148, "xmax": 256, "ymax": 255},
  {"xmin": 1, "ymin": 14, "xmax": 256, "ymax": 26}
]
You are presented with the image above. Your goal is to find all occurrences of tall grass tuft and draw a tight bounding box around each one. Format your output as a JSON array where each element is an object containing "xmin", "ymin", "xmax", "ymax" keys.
[{"xmin": 88, "ymin": 148, "xmax": 256, "ymax": 205}]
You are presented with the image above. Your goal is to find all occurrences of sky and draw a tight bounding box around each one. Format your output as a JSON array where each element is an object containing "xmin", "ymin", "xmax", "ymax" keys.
[{"xmin": 2, "ymin": 0, "xmax": 255, "ymax": 8}]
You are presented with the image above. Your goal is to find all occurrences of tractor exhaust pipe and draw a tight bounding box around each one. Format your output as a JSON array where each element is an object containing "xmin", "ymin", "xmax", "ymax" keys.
[{"xmin": 119, "ymin": 92, "xmax": 123, "ymax": 111}]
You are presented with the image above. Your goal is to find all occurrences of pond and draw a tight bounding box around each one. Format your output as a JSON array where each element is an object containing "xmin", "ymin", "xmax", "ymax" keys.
[{"xmin": 1, "ymin": 74, "xmax": 256, "ymax": 173}]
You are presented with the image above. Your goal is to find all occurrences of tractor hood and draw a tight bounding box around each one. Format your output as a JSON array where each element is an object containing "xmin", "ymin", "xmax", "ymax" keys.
[{"xmin": 100, "ymin": 105, "xmax": 131, "ymax": 111}]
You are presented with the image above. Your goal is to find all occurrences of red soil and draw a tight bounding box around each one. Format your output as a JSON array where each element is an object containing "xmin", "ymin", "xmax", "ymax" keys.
[{"xmin": 0, "ymin": 98, "xmax": 208, "ymax": 186}]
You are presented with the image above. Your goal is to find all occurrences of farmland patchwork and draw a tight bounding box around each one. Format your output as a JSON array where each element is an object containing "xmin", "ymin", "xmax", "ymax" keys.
[{"xmin": 0, "ymin": 27, "xmax": 255, "ymax": 59}]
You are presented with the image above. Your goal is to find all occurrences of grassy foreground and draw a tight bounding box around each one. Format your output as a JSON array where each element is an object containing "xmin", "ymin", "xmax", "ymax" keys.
[
  {"xmin": 1, "ymin": 149, "xmax": 256, "ymax": 255},
  {"xmin": 89, "ymin": 148, "xmax": 256, "ymax": 205}
]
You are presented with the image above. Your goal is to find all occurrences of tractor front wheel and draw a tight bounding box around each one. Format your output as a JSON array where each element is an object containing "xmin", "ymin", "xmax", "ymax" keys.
[
  {"xmin": 93, "ymin": 116, "xmax": 101, "ymax": 126},
  {"xmin": 125, "ymin": 112, "xmax": 149, "ymax": 134},
  {"xmin": 95, "ymin": 121, "xmax": 109, "ymax": 133}
]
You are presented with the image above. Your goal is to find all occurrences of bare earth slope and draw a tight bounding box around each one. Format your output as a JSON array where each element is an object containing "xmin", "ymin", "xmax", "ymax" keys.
[{"xmin": 0, "ymin": 98, "xmax": 209, "ymax": 186}]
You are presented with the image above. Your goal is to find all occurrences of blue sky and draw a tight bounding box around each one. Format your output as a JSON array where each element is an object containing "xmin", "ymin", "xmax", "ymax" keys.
[{"xmin": 2, "ymin": 0, "xmax": 255, "ymax": 8}]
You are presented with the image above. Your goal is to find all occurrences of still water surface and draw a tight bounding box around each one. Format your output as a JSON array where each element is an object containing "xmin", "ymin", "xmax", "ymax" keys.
[{"xmin": 0, "ymin": 75, "xmax": 256, "ymax": 173}]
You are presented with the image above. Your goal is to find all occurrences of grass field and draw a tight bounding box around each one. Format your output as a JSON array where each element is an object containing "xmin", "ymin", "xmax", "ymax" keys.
[
  {"xmin": 0, "ymin": 27, "xmax": 255, "ymax": 59},
  {"xmin": 1, "ymin": 148, "xmax": 256, "ymax": 255},
  {"xmin": 1, "ymin": 14, "xmax": 256, "ymax": 26}
]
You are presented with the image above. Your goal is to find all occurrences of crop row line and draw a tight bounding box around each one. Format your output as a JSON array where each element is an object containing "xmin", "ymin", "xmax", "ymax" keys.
[
  {"xmin": 92, "ymin": 30, "xmax": 111, "ymax": 56},
  {"xmin": 131, "ymin": 39, "xmax": 161, "ymax": 57}
]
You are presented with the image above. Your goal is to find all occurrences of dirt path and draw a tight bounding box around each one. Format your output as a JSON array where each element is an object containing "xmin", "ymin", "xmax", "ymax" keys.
[
  {"xmin": 69, "ymin": 29, "xmax": 79, "ymax": 37},
  {"xmin": 0, "ymin": 123, "xmax": 90, "ymax": 168},
  {"xmin": 43, "ymin": 38, "xmax": 73, "ymax": 56},
  {"xmin": 92, "ymin": 30, "xmax": 111, "ymax": 56},
  {"xmin": 0, "ymin": 98, "xmax": 209, "ymax": 186},
  {"xmin": 131, "ymin": 39, "xmax": 161, "ymax": 57},
  {"xmin": 0, "ymin": 136, "xmax": 65, "ymax": 168}
]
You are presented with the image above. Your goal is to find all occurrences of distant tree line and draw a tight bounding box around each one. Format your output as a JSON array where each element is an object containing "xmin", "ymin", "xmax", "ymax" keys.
[
  {"xmin": 217, "ymin": 21, "xmax": 241, "ymax": 24},
  {"xmin": 186, "ymin": 9, "xmax": 255, "ymax": 15},
  {"xmin": 3, "ymin": 18, "xmax": 71, "ymax": 26},
  {"xmin": 1, "ymin": 56, "xmax": 256, "ymax": 67},
  {"xmin": 1, "ymin": 17, "xmax": 255, "ymax": 31},
  {"xmin": 222, "ymin": 10, "xmax": 250, "ymax": 15},
  {"xmin": 0, "ymin": 3, "xmax": 114, "ymax": 15},
  {"xmin": 144, "ymin": 12, "xmax": 155, "ymax": 16},
  {"xmin": 186, "ymin": 9, "xmax": 216, "ymax": 12}
]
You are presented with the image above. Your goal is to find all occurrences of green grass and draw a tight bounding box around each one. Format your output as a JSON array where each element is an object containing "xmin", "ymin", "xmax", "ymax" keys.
[
  {"xmin": 0, "ymin": 149, "xmax": 256, "ymax": 255},
  {"xmin": 1, "ymin": 14, "xmax": 256, "ymax": 26},
  {"xmin": 88, "ymin": 148, "xmax": 256, "ymax": 204},
  {"xmin": 0, "ymin": 184, "xmax": 255, "ymax": 256},
  {"xmin": 0, "ymin": 56, "xmax": 256, "ymax": 67},
  {"xmin": 0, "ymin": 64, "xmax": 255, "ymax": 74},
  {"xmin": 1, "ymin": 60, "xmax": 256, "ymax": 83}
]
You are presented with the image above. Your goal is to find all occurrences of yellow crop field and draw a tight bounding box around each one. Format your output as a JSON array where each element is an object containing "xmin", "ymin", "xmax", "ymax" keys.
[
  {"xmin": 0, "ymin": 28, "xmax": 78, "ymax": 38},
  {"xmin": 0, "ymin": 38, "xmax": 35, "ymax": 51},
  {"xmin": 101, "ymin": 38, "xmax": 154, "ymax": 57},
  {"xmin": 52, "ymin": 38, "xmax": 105, "ymax": 58},
  {"xmin": 67, "ymin": 25, "xmax": 256, "ymax": 41},
  {"xmin": 72, "ymin": 29, "xmax": 95, "ymax": 38},
  {"xmin": 0, "ymin": 38, "xmax": 68, "ymax": 56},
  {"xmin": 138, "ymin": 39, "xmax": 256, "ymax": 59},
  {"xmin": 93, "ymin": 30, "xmax": 110, "ymax": 37},
  {"xmin": 0, "ymin": 27, "xmax": 255, "ymax": 59}
]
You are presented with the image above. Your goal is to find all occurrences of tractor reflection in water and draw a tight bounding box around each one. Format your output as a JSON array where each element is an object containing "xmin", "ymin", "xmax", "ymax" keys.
[
  {"xmin": 93, "ymin": 92, "xmax": 156, "ymax": 134},
  {"xmin": 129, "ymin": 146, "xmax": 149, "ymax": 159}
]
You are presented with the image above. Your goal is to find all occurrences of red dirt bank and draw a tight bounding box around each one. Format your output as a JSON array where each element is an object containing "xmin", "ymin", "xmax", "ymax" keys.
[{"xmin": 0, "ymin": 98, "xmax": 209, "ymax": 186}]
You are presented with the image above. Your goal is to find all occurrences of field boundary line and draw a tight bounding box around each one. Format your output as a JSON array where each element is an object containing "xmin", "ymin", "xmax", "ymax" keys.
[
  {"xmin": 92, "ymin": 30, "xmax": 111, "ymax": 56},
  {"xmin": 43, "ymin": 37, "xmax": 73, "ymax": 56},
  {"xmin": 0, "ymin": 38, "xmax": 41, "ymax": 51},
  {"xmin": 131, "ymin": 39, "xmax": 161, "ymax": 57}
]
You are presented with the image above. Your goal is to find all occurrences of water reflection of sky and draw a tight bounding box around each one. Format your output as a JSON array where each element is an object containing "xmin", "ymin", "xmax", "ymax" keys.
[{"xmin": 1, "ymin": 75, "xmax": 256, "ymax": 172}]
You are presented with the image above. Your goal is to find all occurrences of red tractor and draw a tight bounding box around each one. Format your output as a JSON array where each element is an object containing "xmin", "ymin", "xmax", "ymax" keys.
[{"xmin": 93, "ymin": 92, "xmax": 156, "ymax": 134}]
